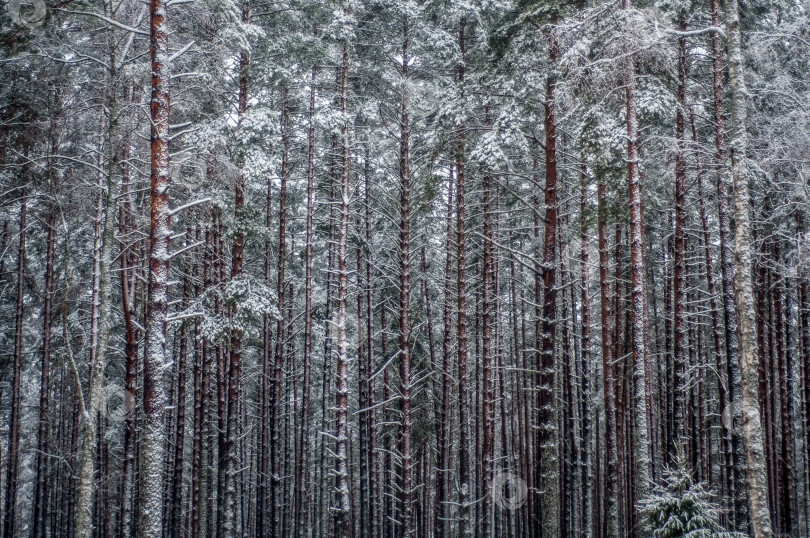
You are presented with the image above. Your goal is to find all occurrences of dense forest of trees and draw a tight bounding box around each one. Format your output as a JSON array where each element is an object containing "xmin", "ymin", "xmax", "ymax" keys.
[{"xmin": 1, "ymin": 0, "xmax": 809, "ymax": 535}]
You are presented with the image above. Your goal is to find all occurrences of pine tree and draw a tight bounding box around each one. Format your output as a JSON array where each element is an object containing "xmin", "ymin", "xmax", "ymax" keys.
[{"xmin": 639, "ymin": 450, "xmax": 722, "ymax": 538}]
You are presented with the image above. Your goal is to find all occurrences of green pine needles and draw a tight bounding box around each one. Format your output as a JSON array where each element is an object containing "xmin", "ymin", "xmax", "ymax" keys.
[{"xmin": 638, "ymin": 451, "xmax": 724, "ymax": 538}]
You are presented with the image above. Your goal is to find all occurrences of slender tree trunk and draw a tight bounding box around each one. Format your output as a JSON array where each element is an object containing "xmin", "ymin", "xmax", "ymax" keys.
[
  {"xmin": 597, "ymin": 180, "xmax": 618, "ymax": 537},
  {"xmin": 4, "ymin": 191, "xmax": 26, "ymax": 538},
  {"xmin": 33, "ymin": 93, "xmax": 63, "ymax": 536},
  {"xmin": 296, "ymin": 64, "xmax": 317, "ymax": 538},
  {"xmin": 672, "ymin": 24, "xmax": 687, "ymax": 457},
  {"xmin": 221, "ymin": 43, "xmax": 250, "ymax": 537},
  {"xmin": 199, "ymin": 225, "xmax": 215, "ymax": 538},
  {"xmin": 139, "ymin": 0, "xmax": 171, "ymax": 529},
  {"xmin": 710, "ymin": 0, "xmax": 749, "ymax": 526},
  {"xmin": 356, "ymin": 227, "xmax": 369, "ymax": 538},
  {"xmin": 724, "ymin": 0, "xmax": 772, "ymax": 534},
  {"xmin": 171, "ymin": 257, "xmax": 190, "ymax": 536},
  {"xmin": 333, "ymin": 38, "xmax": 352, "ymax": 538},
  {"xmin": 773, "ymin": 253, "xmax": 794, "ymax": 534},
  {"xmin": 455, "ymin": 17, "xmax": 472, "ymax": 537},
  {"xmin": 190, "ymin": 228, "xmax": 203, "ymax": 538},
  {"xmin": 76, "ymin": 70, "xmax": 120, "ymax": 538},
  {"xmin": 270, "ymin": 86, "xmax": 290, "ymax": 538},
  {"xmin": 32, "ymin": 206, "xmax": 56, "ymax": 538},
  {"xmin": 691, "ymin": 110, "xmax": 733, "ymax": 518},
  {"xmin": 363, "ymin": 151, "xmax": 378, "ymax": 538},
  {"xmin": 257, "ymin": 139, "xmax": 272, "ymax": 538},
  {"xmin": 622, "ymin": 0, "xmax": 653, "ymax": 500},
  {"xmin": 319, "ymin": 120, "xmax": 338, "ymax": 538},
  {"xmin": 436, "ymin": 164, "xmax": 454, "ymax": 538},
  {"xmin": 397, "ymin": 16, "xmax": 415, "ymax": 537},
  {"xmin": 481, "ymin": 106, "xmax": 496, "ymax": 538},
  {"xmin": 579, "ymin": 172, "xmax": 592, "ymax": 537},
  {"xmin": 799, "ymin": 223, "xmax": 810, "ymax": 533},
  {"xmin": 537, "ymin": 28, "xmax": 560, "ymax": 535}
]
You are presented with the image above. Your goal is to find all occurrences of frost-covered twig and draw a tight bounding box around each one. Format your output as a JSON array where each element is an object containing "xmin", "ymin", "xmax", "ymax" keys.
[
  {"xmin": 168, "ymin": 198, "xmax": 211, "ymax": 217},
  {"xmin": 60, "ymin": 9, "xmax": 149, "ymax": 35}
]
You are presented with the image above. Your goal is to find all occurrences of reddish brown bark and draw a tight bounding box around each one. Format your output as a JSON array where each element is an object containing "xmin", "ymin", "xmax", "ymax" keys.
[
  {"xmin": 597, "ymin": 180, "xmax": 618, "ymax": 537},
  {"xmin": 140, "ymin": 0, "xmax": 172, "ymax": 526},
  {"xmin": 537, "ymin": 31, "xmax": 560, "ymax": 532}
]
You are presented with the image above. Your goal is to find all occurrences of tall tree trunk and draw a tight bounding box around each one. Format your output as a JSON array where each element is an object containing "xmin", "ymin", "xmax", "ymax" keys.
[
  {"xmin": 221, "ymin": 43, "xmax": 250, "ymax": 537},
  {"xmin": 199, "ymin": 225, "xmax": 216, "ymax": 538},
  {"xmin": 270, "ymin": 86, "xmax": 290, "ymax": 538},
  {"xmin": 4, "ymin": 190, "xmax": 26, "ymax": 538},
  {"xmin": 140, "ymin": 0, "xmax": 171, "ymax": 530},
  {"xmin": 622, "ymin": 0, "xmax": 653, "ymax": 500},
  {"xmin": 117, "ymin": 79, "xmax": 141, "ymax": 538},
  {"xmin": 296, "ymin": 64, "xmax": 317, "ymax": 538},
  {"xmin": 319, "ymin": 119, "xmax": 338, "ymax": 538},
  {"xmin": 537, "ymin": 27, "xmax": 560, "ymax": 535},
  {"xmin": 397, "ymin": 16, "xmax": 415, "ymax": 537},
  {"xmin": 363, "ymin": 150, "xmax": 378, "ymax": 538},
  {"xmin": 481, "ymin": 107, "xmax": 495, "ymax": 538},
  {"xmin": 579, "ymin": 173, "xmax": 592, "ymax": 537},
  {"xmin": 597, "ymin": 179, "xmax": 618, "ymax": 537},
  {"xmin": 257, "ymin": 132, "xmax": 272, "ymax": 538},
  {"xmin": 724, "ymin": 0, "xmax": 773, "ymax": 534},
  {"xmin": 190, "ymin": 228, "xmax": 203, "ymax": 538},
  {"xmin": 356, "ymin": 222, "xmax": 369, "ymax": 538},
  {"xmin": 333, "ymin": 38, "xmax": 352, "ymax": 538},
  {"xmin": 710, "ymin": 0, "xmax": 749, "ymax": 526},
  {"xmin": 672, "ymin": 23, "xmax": 687, "ymax": 457},
  {"xmin": 171, "ymin": 257, "xmax": 190, "ymax": 536},
  {"xmin": 32, "ymin": 206, "xmax": 56, "ymax": 538},
  {"xmin": 799, "ymin": 219, "xmax": 810, "ymax": 533},
  {"xmin": 455, "ymin": 16, "xmax": 472, "ymax": 536},
  {"xmin": 436, "ymin": 164, "xmax": 454, "ymax": 538},
  {"xmin": 691, "ymin": 110, "xmax": 732, "ymax": 517},
  {"xmin": 33, "ymin": 94, "xmax": 62, "ymax": 537},
  {"xmin": 773, "ymin": 252, "xmax": 794, "ymax": 534},
  {"xmin": 76, "ymin": 70, "xmax": 120, "ymax": 538}
]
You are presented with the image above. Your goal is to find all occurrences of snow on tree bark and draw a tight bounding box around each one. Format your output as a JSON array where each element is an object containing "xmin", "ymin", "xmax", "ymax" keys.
[
  {"xmin": 397, "ymin": 15, "xmax": 415, "ymax": 537},
  {"xmin": 598, "ymin": 180, "xmax": 619, "ymax": 537},
  {"xmin": 4, "ymin": 189, "xmax": 26, "ymax": 538},
  {"xmin": 724, "ymin": 0, "xmax": 773, "ymax": 534},
  {"xmin": 622, "ymin": 0, "xmax": 654, "ymax": 504},
  {"xmin": 76, "ymin": 70, "xmax": 120, "ymax": 538},
  {"xmin": 139, "ymin": 0, "xmax": 171, "ymax": 531},
  {"xmin": 332, "ymin": 37, "xmax": 352, "ymax": 538},
  {"xmin": 455, "ymin": 16, "xmax": 472, "ymax": 537},
  {"xmin": 537, "ymin": 26, "xmax": 560, "ymax": 536}
]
